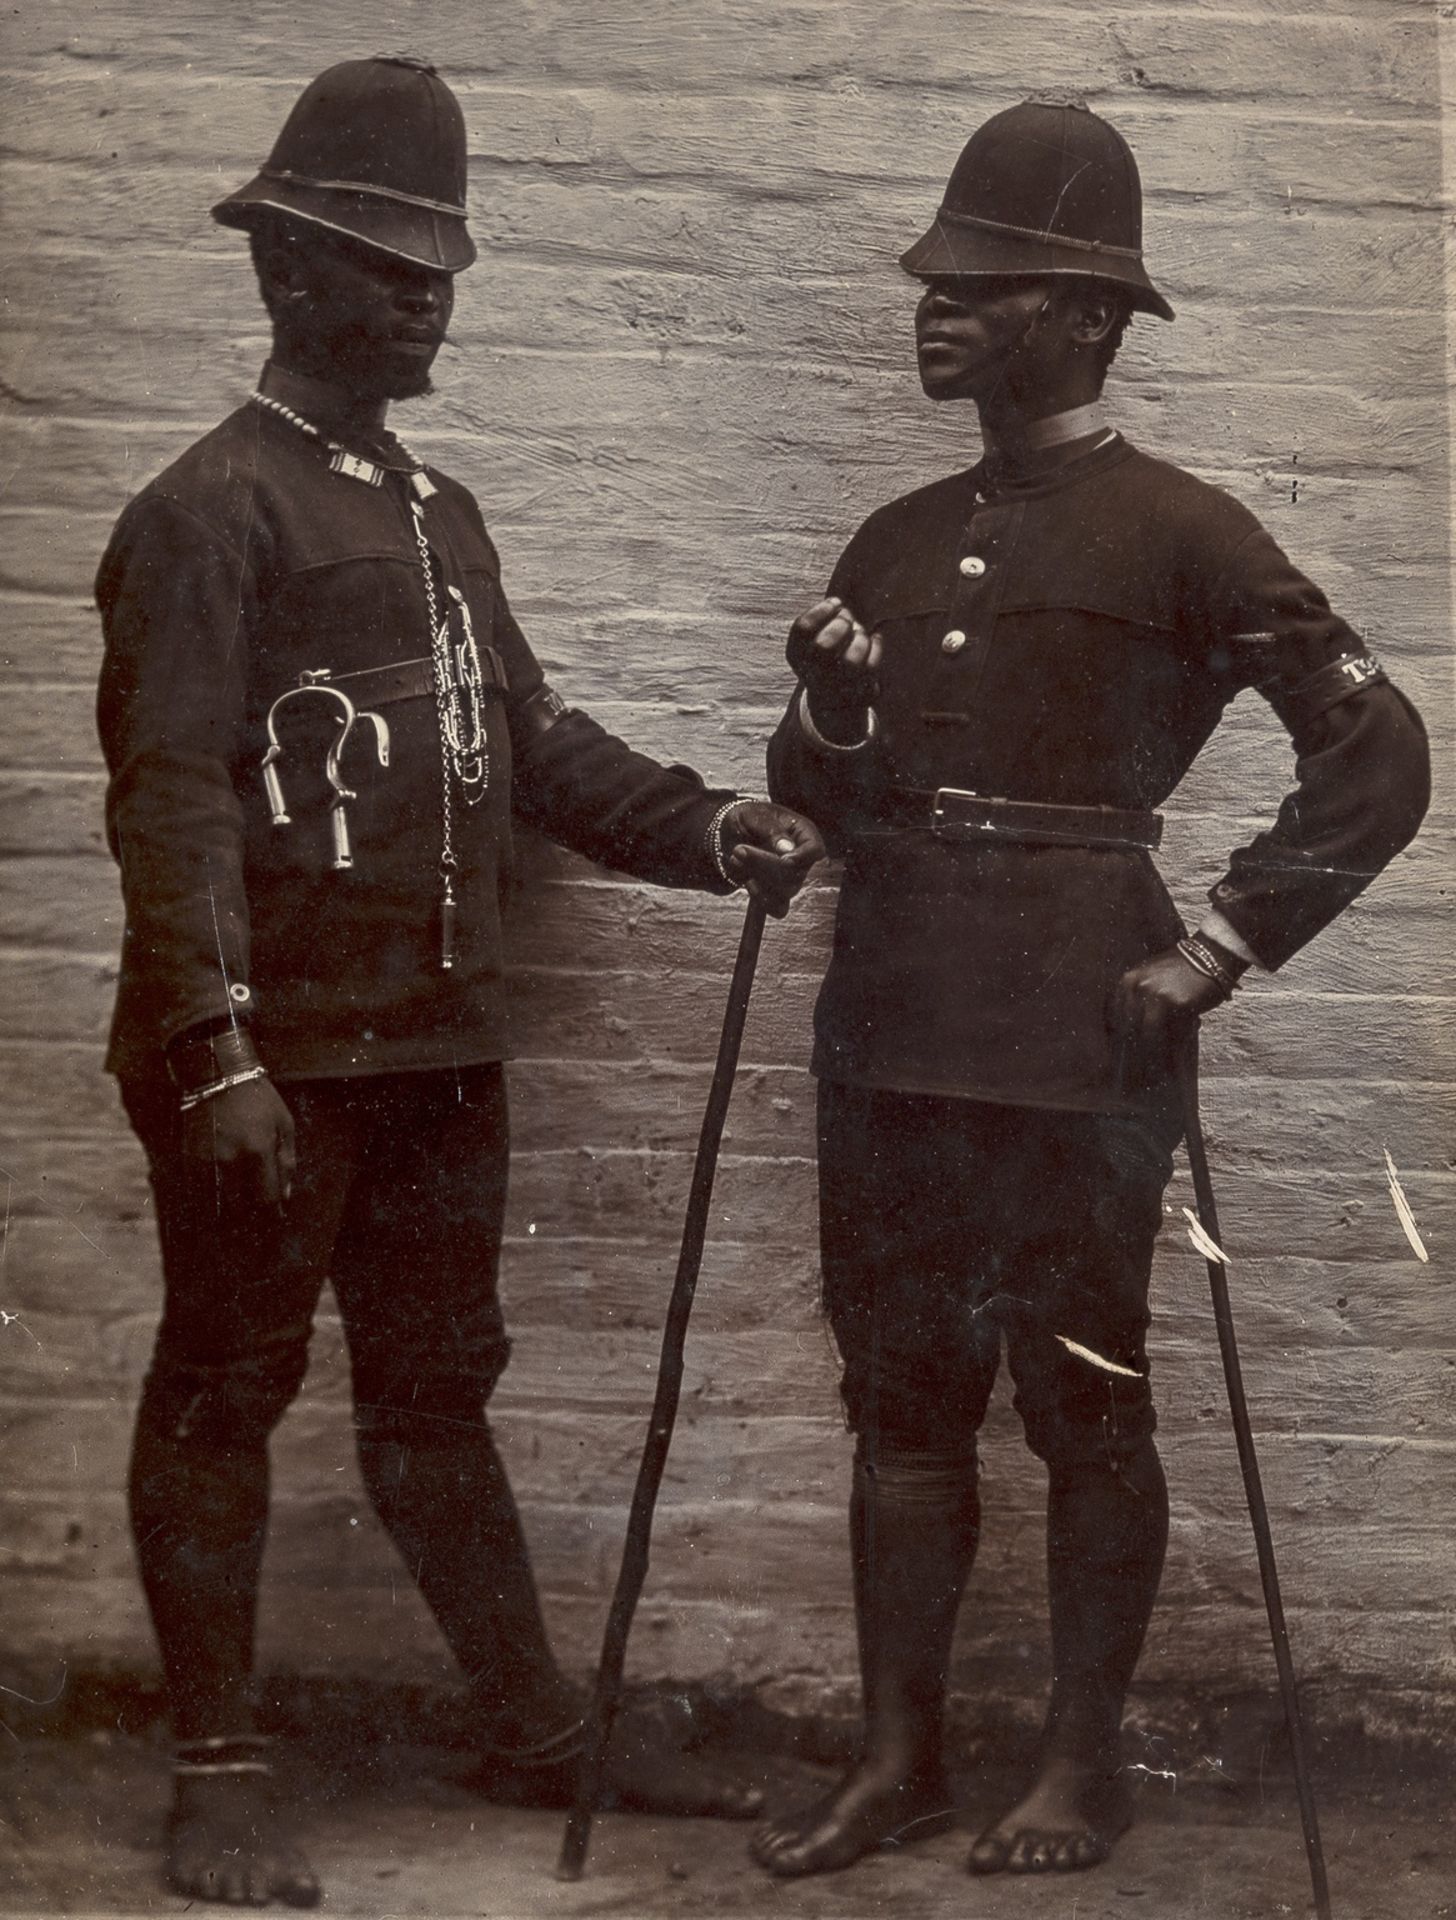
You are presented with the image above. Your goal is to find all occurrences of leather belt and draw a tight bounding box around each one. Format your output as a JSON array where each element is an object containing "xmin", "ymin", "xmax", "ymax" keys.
[
  {"xmin": 878, "ymin": 786, "xmax": 1163, "ymax": 850},
  {"xmin": 295, "ymin": 648, "xmax": 508, "ymax": 707}
]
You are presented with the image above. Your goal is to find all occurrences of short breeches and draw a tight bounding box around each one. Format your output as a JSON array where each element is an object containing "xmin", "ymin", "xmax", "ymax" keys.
[
  {"xmin": 817, "ymin": 1081, "xmax": 1181, "ymax": 1467},
  {"xmin": 122, "ymin": 1063, "xmax": 513, "ymax": 1451}
]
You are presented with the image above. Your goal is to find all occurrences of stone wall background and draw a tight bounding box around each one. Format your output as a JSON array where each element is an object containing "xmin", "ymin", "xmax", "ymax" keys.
[{"xmin": 2, "ymin": 0, "xmax": 1451, "ymax": 1747}]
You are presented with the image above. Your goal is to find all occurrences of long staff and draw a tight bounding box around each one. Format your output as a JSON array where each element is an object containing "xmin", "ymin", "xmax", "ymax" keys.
[
  {"xmin": 557, "ymin": 897, "xmax": 770, "ymax": 1881},
  {"xmin": 1176, "ymin": 1040, "xmax": 1332, "ymax": 1920}
]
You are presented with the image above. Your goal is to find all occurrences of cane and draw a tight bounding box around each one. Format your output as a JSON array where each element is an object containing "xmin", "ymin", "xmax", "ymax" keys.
[
  {"xmin": 1176, "ymin": 1037, "xmax": 1332, "ymax": 1920},
  {"xmin": 557, "ymin": 895, "xmax": 770, "ymax": 1881}
]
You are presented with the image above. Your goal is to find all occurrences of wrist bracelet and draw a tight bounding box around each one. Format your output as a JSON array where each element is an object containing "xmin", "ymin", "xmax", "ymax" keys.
[
  {"xmin": 1177, "ymin": 935, "xmax": 1241, "ymax": 1000},
  {"xmin": 167, "ymin": 1019, "xmax": 262, "ymax": 1093},
  {"xmin": 705, "ymin": 799, "xmax": 741, "ymax": 886},
  {"xmin": 178, "ymin": 1065, "xmax": 269, "ymax": 1113},
  {"xmin": 707, "ymin": 793, "xmax": 773, "ymax": 886},
  {"xmin": 1188, "ymin": 929, "xmax": 1249, "ymax": 987}
]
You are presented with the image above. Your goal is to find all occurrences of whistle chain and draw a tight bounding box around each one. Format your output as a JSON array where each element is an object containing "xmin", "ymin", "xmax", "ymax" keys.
[
  {"xmin": 252, "ymin": 391, "xmax": 487, "ymax": 972},
  {"xmin": 409, "ymin": 498, "xmax": 490, "ymax": 969}
]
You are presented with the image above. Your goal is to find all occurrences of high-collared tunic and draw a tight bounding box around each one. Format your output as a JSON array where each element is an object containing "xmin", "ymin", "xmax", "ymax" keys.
[
  {"xmin": 768, "ymin": 434, "xmax": 1429, "ymax": 1113},
  {"xmin": 97, "ymin": 399, "xmax": 730, "ymax": 1080}
]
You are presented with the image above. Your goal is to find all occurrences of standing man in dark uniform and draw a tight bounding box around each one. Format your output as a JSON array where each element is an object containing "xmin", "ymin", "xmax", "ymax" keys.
[
  {"xmin": 753, "ymin": 99, "xmax": 1429, "ymax": 1884},
  {"xmin": 96, "ymin": 55, "xmax": 823, "ymax": 1909}
]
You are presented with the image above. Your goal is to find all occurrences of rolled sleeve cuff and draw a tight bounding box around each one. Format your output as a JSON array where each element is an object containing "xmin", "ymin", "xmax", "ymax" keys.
[
  {"xmin": 1197, "ymin": 908, "xmax": 1266, "ymax": 971},
  {"xmin": 797, "ymin": 683, "xmax": 878, "ymax": 753}
]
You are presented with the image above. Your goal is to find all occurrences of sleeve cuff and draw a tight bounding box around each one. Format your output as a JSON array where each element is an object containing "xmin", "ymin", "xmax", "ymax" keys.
[
  {"xmin": 797, "ymin": 683, "xmax": 877, "ymax": 753},
  {"xmin": 1197, "ymin": 909, "xmax": 1265, "ymax": 971}
]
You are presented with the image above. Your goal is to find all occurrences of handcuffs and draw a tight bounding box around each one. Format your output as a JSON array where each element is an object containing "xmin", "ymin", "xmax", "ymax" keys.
[{"xmin": 260, "ymin": 674, "xmax": 391, "ymax": 871}]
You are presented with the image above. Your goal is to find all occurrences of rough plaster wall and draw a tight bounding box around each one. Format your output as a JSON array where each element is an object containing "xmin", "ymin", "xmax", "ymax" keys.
[{"xmin": 1, "ymin": 1, "xmax": 1451, "ymax": 1738}]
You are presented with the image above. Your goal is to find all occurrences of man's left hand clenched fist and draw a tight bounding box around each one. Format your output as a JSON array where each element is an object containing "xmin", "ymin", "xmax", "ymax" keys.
[{"xmin": 721, "ymin": 800, "xmax": 826, "ymax": 918}]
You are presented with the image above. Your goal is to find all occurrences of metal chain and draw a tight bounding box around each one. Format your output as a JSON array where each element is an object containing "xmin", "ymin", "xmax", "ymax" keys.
[
  {"xmin": 250, "ymin": 391, "xmax": 484, "ymax": 968},
  {"xmin": 409, "ymin": 496, "xmax": 457, "ymax": 876}
]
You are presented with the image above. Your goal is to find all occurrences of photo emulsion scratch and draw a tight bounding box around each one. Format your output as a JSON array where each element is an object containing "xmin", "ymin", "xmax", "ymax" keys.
[{"xmin": 0, "ymin": 5, "xmax": 1450, "ymax": 1918}]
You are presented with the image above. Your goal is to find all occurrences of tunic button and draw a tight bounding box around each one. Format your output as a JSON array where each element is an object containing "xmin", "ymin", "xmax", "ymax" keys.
[
  {"xmin": 959, "ymin": 555, "xmax": 987, "ymax": 577},
  {"xmin": 942, "ymin": 629, "xmax": 968, "ymax": 655}
]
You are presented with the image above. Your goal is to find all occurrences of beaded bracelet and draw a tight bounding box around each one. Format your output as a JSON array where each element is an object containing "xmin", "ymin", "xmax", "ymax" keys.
[
  {"xmin": 708, "ymin": 793, "xmax": 776, "ymax": 886},
  {"xmin": 178, "ymin": 1065, "xmax": 270, "ymax": 1113},
  {"xmin": 1177, "ymin": 934, "xmax": 1242, "ymax": 1000},
  {"xmin": 1189, "ymin": 929, "xmax": 1250, "ymax": 987},
  {"xmin": 705, "ymin": 798, "xmax": 743, "ymax": 885}
]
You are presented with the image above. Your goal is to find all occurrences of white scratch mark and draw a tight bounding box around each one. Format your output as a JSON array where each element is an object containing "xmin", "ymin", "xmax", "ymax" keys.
[
  {"xmin": 1183, "ymin": 1206, "xmax": 1229, "ymax": 1265},
  {"xmin": 0, "ymin": 1661, "xmax": 67, "ymax": 1706},
  {"xmin": 1382, "ymin": 1148, "xmax": 1430, "ymax": 1263},
  {"xmin": 0, "ymin": 1306, "xmax": 41, "ymax": 1347},
  {"xmin": 1126, "ymin": 1762, "xmax": 1179, "ymax": 1784},
  {"xmin": 1056, "ymin": 1334, "xmax": 1143, "ymax": 1379}
]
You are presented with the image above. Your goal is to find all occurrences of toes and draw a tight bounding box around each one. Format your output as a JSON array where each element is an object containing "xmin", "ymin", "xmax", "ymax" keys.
[
  {"xmin": 1006, "ymin": 1829, "xmax": 1053, "ymax": 1873},
  {"xmin": 1067, "ymin": 1831, "xmax": 1108, "ymax": 1871},
  {"xmin": 750, "ymin": 1821, "xmax": 814, "ymax": 1873},
  {"xmin": 1006, "ymin": 1835, "xmax": 1032, "ymax": 1873},
  {"xmin": 966, "ymin": 1831, "xmax": 1012, "ymax": 1874}
]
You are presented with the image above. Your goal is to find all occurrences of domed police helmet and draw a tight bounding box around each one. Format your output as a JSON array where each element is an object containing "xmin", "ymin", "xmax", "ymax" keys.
[
  {"xmin": 212, "ymin": 54, "xmax": 475, "ymax": 273},
  {"xmin": 901, "ymin": 97, "xmax": 1173, "ymax": 321}
]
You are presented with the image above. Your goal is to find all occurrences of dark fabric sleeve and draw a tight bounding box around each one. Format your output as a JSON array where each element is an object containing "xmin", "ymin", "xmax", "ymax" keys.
[
  {"xmin": 95, "ymin": 495, "xmax": 259, "ymax": 1049},
  {"xmin": 1204, "ymin": 526, "xmax": 1430, "ymax": 969},
  {"xmin": 765, "ymin": 544, "xmax": 884, "ymax": 846},
  {"xmin": 483, "ymin": 570, "xmax": 734, "ymax": 892}
]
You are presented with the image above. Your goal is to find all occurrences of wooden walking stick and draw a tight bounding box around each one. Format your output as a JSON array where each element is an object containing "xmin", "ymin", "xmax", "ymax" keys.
[
  {"xmin": 557, "ymin": 896, "xmax": 770, "ymax": 1881},
  {"xmin": 1176, "ymin": 1037, "xmax": 1333, "ymax": 1920}
]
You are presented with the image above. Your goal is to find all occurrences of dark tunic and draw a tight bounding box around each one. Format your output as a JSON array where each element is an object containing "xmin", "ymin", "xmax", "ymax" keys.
[
  {"xmin": 96, "ymin": 399, "xmax": 730, "ymax": 1080},
  {"xmin": 768, "ymin": 433, "xmax": 1429, "ymax": 1112}
]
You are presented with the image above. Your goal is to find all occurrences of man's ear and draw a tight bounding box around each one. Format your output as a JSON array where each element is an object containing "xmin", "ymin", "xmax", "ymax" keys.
[
  {"xmin": 259, "ymin": 246, "xmax": 300, "ymax": 306},
  {"xmin": 251, "ymin": 226, "xmax": 308, "ymax": 320},
  {"xmin": 1069, "ymin": 288, "xmax": 1123, "ymax": 348}
]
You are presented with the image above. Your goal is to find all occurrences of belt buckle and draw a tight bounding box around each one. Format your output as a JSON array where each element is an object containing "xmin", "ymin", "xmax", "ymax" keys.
[{"xmin": 931, "ymin": 786, "xmax": 999, "ymax": 836}]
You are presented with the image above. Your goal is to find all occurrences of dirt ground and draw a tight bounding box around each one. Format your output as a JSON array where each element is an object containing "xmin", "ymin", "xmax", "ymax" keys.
[{"xmin": 2, "ymin": 1729, "xmax": 1452, "ymax": 1920}]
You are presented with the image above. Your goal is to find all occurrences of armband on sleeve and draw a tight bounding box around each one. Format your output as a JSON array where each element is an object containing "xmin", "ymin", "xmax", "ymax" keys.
[
  {"xmin": 512, "ymin": 682, "xmax": 570, "ymax": 748},
  {"xmin": 1258, "ymin": 650, "xmax": 1388, "ymax": 735}
]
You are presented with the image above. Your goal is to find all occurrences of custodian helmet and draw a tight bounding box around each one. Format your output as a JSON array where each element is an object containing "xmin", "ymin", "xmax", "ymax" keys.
[
  {"xmin": 900, "ymin": 98, "xmax": 1173, "ymax": 321},
  {"xmin": 211, "ymin": 54, "xmax": 475, "ymax": 273}
]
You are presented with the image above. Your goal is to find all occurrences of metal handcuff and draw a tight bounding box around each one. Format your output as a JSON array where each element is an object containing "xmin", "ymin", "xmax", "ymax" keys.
[{"xmin": 260, "ymin": 677, "xmax": 390, "ymax": 870}]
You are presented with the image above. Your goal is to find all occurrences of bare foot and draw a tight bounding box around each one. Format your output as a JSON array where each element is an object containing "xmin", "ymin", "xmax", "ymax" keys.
[
  {"xmin": 477, "ymin": 1705, "xmax": 763, "ymax": 1820},
  {"xmin": 166, "ymin": 1773, "xmax": 320, "ymax": 1908},
  {"xmin": 752, "ymin": 1758, "xmax": 956, "ymax": 1879},
  {"xmin": 967, "ymin": 1755, "xmax": 1131, "ymax": 1874}
]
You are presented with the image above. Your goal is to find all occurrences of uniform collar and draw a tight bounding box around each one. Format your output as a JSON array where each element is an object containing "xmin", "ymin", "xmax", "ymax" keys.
[{"xmin": 973, "ymin": 427, "xmax": 1129, "ymax": 502}]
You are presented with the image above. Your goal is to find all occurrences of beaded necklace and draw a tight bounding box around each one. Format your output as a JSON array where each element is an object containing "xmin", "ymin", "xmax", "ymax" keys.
[{"xmin": 250, "ymin": 391, "xmax": 490, "ymax": 968}]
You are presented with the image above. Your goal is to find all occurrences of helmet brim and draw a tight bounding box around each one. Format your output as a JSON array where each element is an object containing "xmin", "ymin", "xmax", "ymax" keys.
[
  {"xmin": 213, "ymin": 174, "xmax": 475, "ymax": 275},
  {"xmin": 900, "ymin": 217, "xmax": 1173, "ymax": 322}
]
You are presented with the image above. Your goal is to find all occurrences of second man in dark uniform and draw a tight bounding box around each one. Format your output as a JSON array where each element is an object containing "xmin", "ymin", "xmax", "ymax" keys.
[{"xmin": 754, "ymin": 97, "xmax": 1429, "ymax": 1885}]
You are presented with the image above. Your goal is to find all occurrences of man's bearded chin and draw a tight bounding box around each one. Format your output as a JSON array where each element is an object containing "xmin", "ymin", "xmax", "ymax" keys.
[{"xmin": 387, "ymin": 368, "xmax": 436, "ymax": 403}]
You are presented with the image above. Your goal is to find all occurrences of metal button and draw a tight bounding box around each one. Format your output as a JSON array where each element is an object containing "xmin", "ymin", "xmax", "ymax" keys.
[
  {"xmin": 229, "ymin": 983, "xmax": 252, "ymax": 1004},
  {"xmin": 960, "ymin": 555, "xmax": 987, "ymax": 578},
  {"xmin": 941, "ymin": 629, "xmax": 967, "ymax": 655}
]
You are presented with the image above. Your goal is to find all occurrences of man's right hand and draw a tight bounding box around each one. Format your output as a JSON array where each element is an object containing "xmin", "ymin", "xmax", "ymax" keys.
[
  {"xmin": 786, "ymin": 597, "xmax": 881, "ymax": 745},
  {"xmin": 180, "ymin": 1078, "xmax": 296, "ymax": 1211},
  {"xmin": 786, "ymin": 596, "xmax": 882, "ymax": 685}
]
